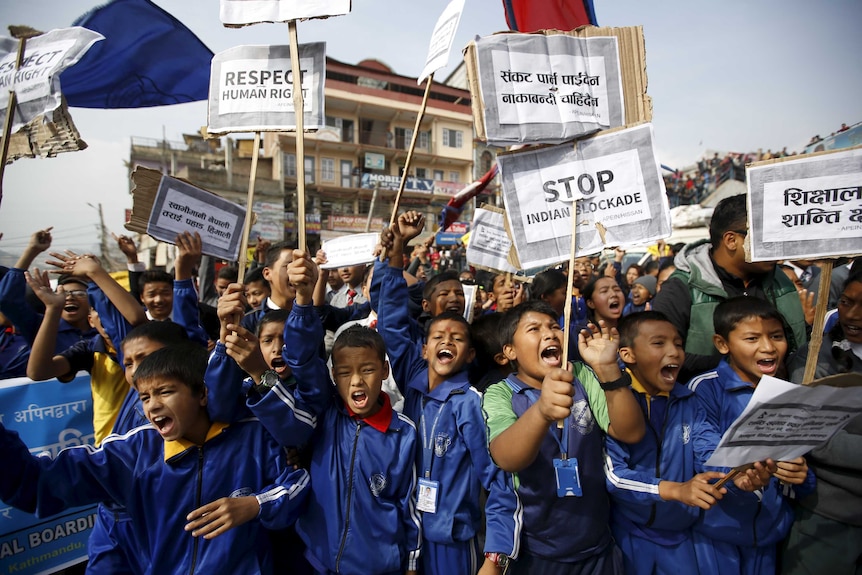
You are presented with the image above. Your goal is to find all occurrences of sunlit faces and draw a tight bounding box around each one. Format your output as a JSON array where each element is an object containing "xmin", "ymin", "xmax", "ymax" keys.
[
  {"xmin": 503, "ymin": 311, "xmax": 563, "ymax": 389},
  {"xmin": 258, "ymin": 321, "xmax": 289, "ymax": 377},
  {"xmin": 122, "ymin": 338, "xmax": 166, "ymax": 386},
  {"xmin": 490, "ymin": 274, "xmax": 516, "ymax": 304},
  {"xmin": 573, "ymin": 257, "xmax": 593, "ymax": 278},
  {"xmin": 244, "ymin": 280, "xmax": 270, "ymax": 311},
  {"xmin": 713, "ymin": 316, "xmax": 787, "ymax": 385},
  {"xmin": 423, "ymin": 319, "xmax": 474, "ymax": 385},
  {"xmin": 625, "ymin": 266, "xmax": 641, "ymax": 287},
  {"xmin": 263, "ymin": 249, "xmax": 296, "ymax": 302},
  {"xmin": 136, "ymin": 376, "xmax": 209, "ymax": 444},
  {"xmin": 331, "ymin": 346, "xmax": 389, "ymax": 418},
  {"xmin": 837, "ymin": 280, "xmax": 862, "ymax": 344},
  {"xmin": 630, "ymin": 284, "xmax": 652, "ymax": 307},
  {"xmin": 619, "ymin": 320, "xmax": 684, "ymax": 395},
  {"xmin": 56, "ymin": 281, "xmax": 90, "ymax": 324},
  {"xmin": 338, "ymin": 264, "xmax": 366, "ymax": 289},
  {"xmin": 141, "ymin": 281, "xmax": 173, "ymax": 321},
  {"xmin": 423, "ymin": 280, "xmax": 466, "ymax": 316},
  {"xmin": 587, "ymin": 277, "xmax": 624, "ymax": 322}
]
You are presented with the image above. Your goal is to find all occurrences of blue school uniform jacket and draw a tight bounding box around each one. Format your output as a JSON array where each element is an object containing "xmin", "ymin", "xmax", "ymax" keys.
[
  {"xmin": 248, "ymin": 303, "xmax": 422, "ymax": 574},
  {"xmin": 376, "ymin": 264, "xmax": 522, "ymax": 557},
  {"xmin": 604, "ymin": 376, "xmax": 702, "ymax": 542},
  {"xmin": 0, "ymin": 419, "xmax": 309, "ymax": 575},
  {"xmin": 688, "ymin": 360, "xmax": 816, "ymax": 546}
]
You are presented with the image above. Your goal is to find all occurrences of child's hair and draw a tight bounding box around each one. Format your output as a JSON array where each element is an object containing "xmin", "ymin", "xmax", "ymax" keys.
[
  {"xmin": 618, "ymin": 311, "xmax": 675, "ymax": 349},
  {"xmin": 217, "ymin": 266, "xmax": 239, "ymax": 282},
  {"xmin": 425, "ymin": 310, "xmax": 472, "ymax": 343},
  {"xmin": 423, "ymin": 270, "xmax": 461, "ymax": 301},
  {"xmin": 828, "ymin": 268, "xmax": 862, "ymax": 373},
  {"xmin": 625, "ymin": 264, "xmax": 643, "ymax": 280},
  {"xmin": 470, "ymin": 313, "xmax": 505, "ymax": 369},
  {"xmin": 531, "ymin": 269, "xmax": 567, "ymax": 300},
  {"xmin": 138, "ymin": 270, "xmax": 173, "ymax": 293},
  {"xmin": 643, "ymin": 260, "xmax": 660, "ymax": 276},
  {"xmin": 243, "ymin": 266, "xmax": 268, "ymax": 287},
  {"xmin": 482, "ymin": 272, "xmax": 501, "ymax": 293},
  {"xmin": 123, "ymin": 320, "xmax": 189, "ymax": 348},
  {"xmin": 133, "ymin": 342, "xmax": 207, "ymax": 396},
  {"xmin": 658, "ymin": 259, "xmax": 676, "ymax": 273},
  {"xmin": 713, "ymin": 297, "xmax": 786, "ymax": 340},
  {"xmin": 264, "ymin": 241, "xmax": 294, "ymax": 268},
  {"xmin": 332, "ymin": 324, "xmax": 387, "ymax": 363},
  {"xmin": 709, "ymin": 193, "xmax": 747, "ymax": 248},
  {"xmin": 257, "ymin": 308, "xmax": 289, "ymax": 337},
  {"xmin": 500, "ymin": 300, "xmax": 559, "ymax": 346}
]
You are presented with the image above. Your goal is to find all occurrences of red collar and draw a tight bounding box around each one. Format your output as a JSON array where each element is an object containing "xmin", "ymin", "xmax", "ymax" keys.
[{"xmin": 345, "ymin": 391, "xmax": 393, "ymax": 433}]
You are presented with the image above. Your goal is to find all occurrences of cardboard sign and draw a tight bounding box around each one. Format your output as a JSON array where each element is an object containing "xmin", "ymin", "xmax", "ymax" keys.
[
  {"xmin": 465, "ymin": 27, "xmax": 650, "ymax": 146},
  {"xmin": 0, "ymin": 27, "xmax": 102, "ymax": 132},
  {"xmin": 499, "ymin": 123, "xmax": 670, "ymax": 270},
  {"xmin": 320, "ymin": 232, "xmax": 379, "ymax": 269},
  {"xmin": 746, "ymin": 147, "xmax": 862, "ymax": 261},
  {"xmin": 208, "ymin": 42, "xmax": 325, "ymax": 134},
  {"xmin": 418, "ymin": 0, "xmax": 465, "ymax": 84},
  {"xmin": 705, "ymin": 373, "xmax": 862, "ymax": 468},
  {"xmin": 220, "ymin": 0, "xmax": 351, "ymax": 26},
  {"xmin": 0, "ymin": 373, "xmax": 97, "ymax": 575},
  {"xmin": 146, "ymin": 175, "xmax": 247, "ymax": 261},
  {"xmin": 467, "ymin": 205, "xmax": 517, "ymax": 274}
]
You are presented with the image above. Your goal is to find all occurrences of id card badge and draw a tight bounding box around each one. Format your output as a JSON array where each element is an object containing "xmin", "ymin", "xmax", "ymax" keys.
[
  {"xmin": 417, "ymin": 478, "xmax": 439, "ymax": 513},
  {"xmin": 554, "ymin": 457, "xmax": 582, "ymax": 497}
]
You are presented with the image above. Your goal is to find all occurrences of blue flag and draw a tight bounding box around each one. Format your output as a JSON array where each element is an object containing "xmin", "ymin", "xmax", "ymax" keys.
[{"xmin": 59, "ymin": 0, "xmax": 213, "ymax": 108}]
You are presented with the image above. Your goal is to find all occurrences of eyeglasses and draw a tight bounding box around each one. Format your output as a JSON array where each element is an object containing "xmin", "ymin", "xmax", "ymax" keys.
[{"xmin": 59, "ymin": 290, "xmax": 87, "ymax": 298}]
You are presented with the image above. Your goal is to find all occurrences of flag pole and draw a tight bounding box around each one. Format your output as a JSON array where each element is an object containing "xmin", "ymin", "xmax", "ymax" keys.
[
  {"xmin": 558, "ymin": 205, "xmax": 579, "ymax": 429},
  {"xmin": 802, "ymin": 260, "xmax": 833, "ymax": 385},
  {"xmin": 288, "ymin": 20, "xmax": 307, "ymax": 252},
  {"xmin": 0, "ymin": 29, "xmax": 37, "ymax": 209},
  {"xmin": 236, "ymin": 130, "xmax": 261, "ymax": 285}
]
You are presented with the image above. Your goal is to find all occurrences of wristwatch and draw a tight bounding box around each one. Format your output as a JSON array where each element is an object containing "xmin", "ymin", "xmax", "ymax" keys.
[
  {"xmin": 254, "ymin": 369, "xmax": 279, "ymax": 396},
  {"xmin": 485, "ymin": 552, "xmax": 509, "ymax": 568}
]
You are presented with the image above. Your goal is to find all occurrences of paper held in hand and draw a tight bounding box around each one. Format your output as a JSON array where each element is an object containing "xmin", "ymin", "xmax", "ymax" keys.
[
  {"xmin": 466, "ymin": 205, "xmax": 517, "ymax": 274},
  {"xmin": 418, "ymin": 0, "xmax": 465, "ymax": 84},
  {"xmin": 219, "ymin": 0, "xmax": 351, "ymax": 26},
  {"xmin": 320, "ymin": 233, "xmax": 379, "ymax": 269},
  {"xmin": 704, "ymin": 373, "xmax": 862, "ymax": 469}
]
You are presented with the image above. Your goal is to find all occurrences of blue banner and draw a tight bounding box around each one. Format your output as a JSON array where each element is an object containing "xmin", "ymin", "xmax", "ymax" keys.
[
  {"xmin": 0, "ymin": 373, "xmax": 96, "ymax": 575},
  {"xmin": 804, "ymin": 124, "xmax": 862, "ymax": 155}
]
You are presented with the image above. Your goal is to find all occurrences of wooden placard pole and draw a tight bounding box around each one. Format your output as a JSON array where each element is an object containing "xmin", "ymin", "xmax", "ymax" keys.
[
  {"xmin": 236, "ymin": 131, "xmax": 261, "ymax": 285},
  {"xmin": 802, "ymin": 260, "xmax": 834, "ymax": 385},
  {"xmin": 558, "ymin": 208, "xmax": 579, "ymax": 429},
  {"xmin": 288, "ymin": 20, "xmax": 307, "ymax": 252},
  {"xmin": 0, "ymin": 32, "xmax": 32, "ymax": 209},
  {"xmin": 388, "ymin": 74, "xmax": 434, "ymax": 228}
]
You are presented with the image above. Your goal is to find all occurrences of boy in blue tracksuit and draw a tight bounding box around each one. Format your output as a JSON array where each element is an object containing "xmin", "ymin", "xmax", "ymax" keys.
[
  {"xmin": 0, "ymin": 343, "xmax": 310, "ymax": 575},
  {"xmin": 483, "ymin": 300, "xmax": 646, "ymax": 574},
  {"xmin": 376, "ymin": 213, "xmax": 522, "ymax": 575},
  {"xmin": 688, "ymin": 297, "xmax": 815, "ymax": 575},
  {"xmin": 604, "ymin": 312, "xmax": 727, "ymax": 575},
  {"xmin": 246, "ymin": 250, "xmax": 422, "ymax": 575}
]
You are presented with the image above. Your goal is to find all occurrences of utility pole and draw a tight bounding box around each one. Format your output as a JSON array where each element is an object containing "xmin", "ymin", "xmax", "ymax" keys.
[{"xmin": 89, "ymin": 202, "xmax": 114, "ymax": 271}]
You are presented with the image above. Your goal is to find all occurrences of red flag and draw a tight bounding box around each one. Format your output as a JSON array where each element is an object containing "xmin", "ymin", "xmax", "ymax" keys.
[{"xmin": 502, "ymin": 0, "xmax": 598, "ymax": 32}]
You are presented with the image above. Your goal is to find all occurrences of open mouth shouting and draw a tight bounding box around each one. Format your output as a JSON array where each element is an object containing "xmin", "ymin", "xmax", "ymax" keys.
[
  {"xmin": 660, "ymin": 363, "xmax": 680, "ymax": 385},
  {"xmin": 540, "ymin": 343, "xmax": 562, "ymax": 368},
  {"xmin": 271, "ymin": 357, "xmax": 288, "ymax": 376},
  {"xmin": 436, "ymin": 348, "xmax": 455, "ymax": 366},
  {"xmin": 350, "ymin": 389, "xmax": 369, "ymax": 411},
  {"xmin": 63, "ymin": 302, "xmax": 80, "ymax": 314},
  {"xmin": 756, "ymin": 357, "xmax": 779, "ymax": 376},
  {"xmin": 151, "ymin": 415, "xmax": 175, "ymax": 438}
]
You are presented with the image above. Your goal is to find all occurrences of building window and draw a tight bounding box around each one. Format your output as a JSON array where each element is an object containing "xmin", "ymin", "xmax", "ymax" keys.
[
  {"xmin": 442, "ymin": 128, "xmax": 462, "ymax": 148},
  {"xmin": 480, "ymin": 150, "xmax": 493, "ymax": 174},
  {"xmin": 341, "ymin": 160, "xmax": 353, "ymax": 187},
  {"xmin": 449, "ymin": 171, "xmax": 460, "ymax": 183},
  {"xmin": 415, "ymin": 167, "xmax": 427, "ymax": 179},
  {"xmin": 321, "ymin": 158, "xmax": 335, "ymax": 181},
  {"xmin": 305, "ymin": 156, "xmax": 315, "ymax": 184},
  {"xmin": 285, "ymin": 153, "xmax": 296, "ymax": 177},
  {"xmin": 433, "ymin": 170, "xmax": 444, "ymax": 181},
  {"xmin": 395, "ymin": 127, "xmax": 413, "ymax": 150},
  {"xmin": 418, "ymin": 131, "xmax": 430, "ymax": 150}
]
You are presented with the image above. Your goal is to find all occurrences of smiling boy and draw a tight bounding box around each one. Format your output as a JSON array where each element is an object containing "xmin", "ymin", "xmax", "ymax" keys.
[
  {"xmin": 687, "ymin": 297, "xmax": 815, "ymax": 575},
  {"xmin": 604, "ymin": 312, "xmax": 726, "ymax": 575},
  {"xmin": 376, "ymin": 212, "xmax": 522, "ymax": 575},
  {"xmin": 482, "ymin": 300, "xmax": 645, "ymax": 574},
  {"xmin": 0, "ymin": 343, "xmax": 310, "ymax": 575}
]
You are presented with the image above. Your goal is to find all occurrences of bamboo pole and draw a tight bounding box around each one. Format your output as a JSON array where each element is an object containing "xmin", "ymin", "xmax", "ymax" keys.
[
  {"xmin": 236, "ymin": 131, "xmax": 261, "ymax": 285},
  {"xmin": 802, "ymin": 260, "xmax": 834, "ymax": 385},
  {"xmin": 0, "ymin": 34, "xmax": 31, "ymax": 209},
  {"xmin": 288, "ymin": 20, "xmax": 307, "ymax": 252}
]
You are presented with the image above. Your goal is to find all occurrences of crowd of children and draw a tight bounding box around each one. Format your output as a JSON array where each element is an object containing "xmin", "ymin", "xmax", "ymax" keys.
[{"xmin": 0, "ymin": 194, "xmax": 860, "ymax": 575}]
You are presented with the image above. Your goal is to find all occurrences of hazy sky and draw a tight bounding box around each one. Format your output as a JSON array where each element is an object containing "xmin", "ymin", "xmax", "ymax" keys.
[{"xmin": 0, "ymin": 0, "xmax": 859, "ymax": 255}]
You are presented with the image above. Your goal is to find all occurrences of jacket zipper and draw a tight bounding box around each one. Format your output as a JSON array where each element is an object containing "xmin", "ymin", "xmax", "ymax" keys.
[
  {"xmin": 189, "ymin": 447, "xmax": 204, "ymax": 575},
  {"xmin": 752, "ymin": 496, "xmax": 762, "ymax": 547},
  {"xmin": 335, "ymin": 423, "xmax": 362, "ymax": 572},
  {"xmin": 646, "ymin": 395, "xmax": 673, "ymax": 527}
]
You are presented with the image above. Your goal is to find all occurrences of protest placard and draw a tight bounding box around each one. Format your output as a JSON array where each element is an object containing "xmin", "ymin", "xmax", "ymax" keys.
[
  {"xmin": 207, "ymin": 42, "xmax": 325, "ymax": 134},
  {"xmin": 145, "ymin": 174, "xmax": 247, "ymax": 261},
  {"xmin": 220, "ymin": 0, "xmax": 351, "ymax": 26},
  {"xmin": 746, "ymin": 147, "xmax": 862, "ymax": 262},
  {"xmin": 466, "ymin": 205, "xmax": 517, "ymax": 274},
  {"xmin": 418, "ymin": 0, "xmax": 465, "ymax": 84},
  {"xmin": 0, "ymin": 28, "xmax": 102, "ymax": 133},
  {"xmin": 464, "ymin": 27, "xmax": 650, "ymax": 146},
  {"xmin": 0, "ymin": 373, "xmax": 96, "ymax": 575},
  {"xmin": 499, "ymin": 123, "xmax": 670, "ymax": 270},
  {"xmin": 320, "ymin": 232, "xmax": 379, "ymax": 269},
  {"xmin": 705, "ymin": 373, "xmax": 862, "ymax": 469}
]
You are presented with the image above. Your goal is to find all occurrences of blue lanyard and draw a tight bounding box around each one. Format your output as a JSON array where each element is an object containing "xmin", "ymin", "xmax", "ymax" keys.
[
  {"xmin": 524, "ymin": 387, "xmax": 568, "ymax": 458},
  {"xmin": 420, "ymin": 401, "xmax": 447, "ymax": 478}
]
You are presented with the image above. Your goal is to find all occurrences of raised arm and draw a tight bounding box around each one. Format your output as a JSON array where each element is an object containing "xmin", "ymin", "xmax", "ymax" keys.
[
  {"xmin": 23, "ymin": 269, "xmax": 73, "ymax": 381},
  {"xmin": 0, "ymin": 228, "xmax": 53, "ymax": 342},
  {"xmin": 172, "ymin": 232, "xmax": 208, "ymax": 347}
]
